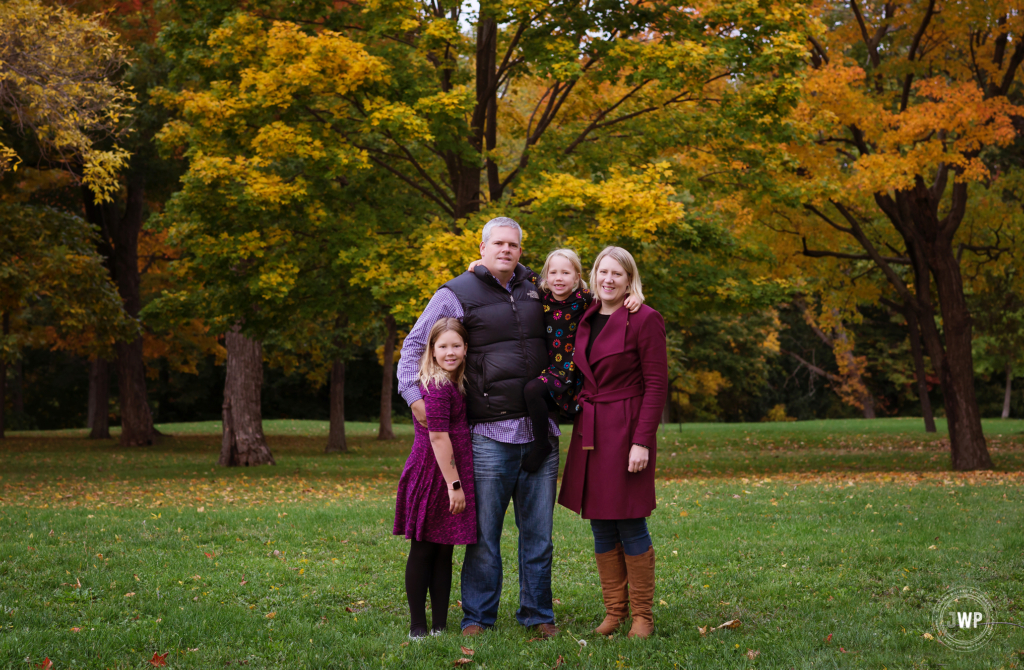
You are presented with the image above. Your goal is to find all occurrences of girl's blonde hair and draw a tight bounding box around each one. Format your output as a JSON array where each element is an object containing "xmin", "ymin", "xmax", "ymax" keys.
[
  {"xmin": 538, "ymin": 248, "xmax": 587, "ymax": 294},
  {"xmin": 418, "ymin": 317, "xmax": 468, "ymax": 393},
  {"xmin": 589, "ymin": 246, "xmax": 645, "ymax": 304}
]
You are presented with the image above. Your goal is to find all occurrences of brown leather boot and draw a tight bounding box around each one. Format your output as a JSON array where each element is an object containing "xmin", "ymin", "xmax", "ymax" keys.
[
  {"xmin": 594, "ymin": 543, "xmax": 629, "ymax": 636},
  {"xmin": 624, "ymin": 546, "xmax": 655, "ymax": 639}
]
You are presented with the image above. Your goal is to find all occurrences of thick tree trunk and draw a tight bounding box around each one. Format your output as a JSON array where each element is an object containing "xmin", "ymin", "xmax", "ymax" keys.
[
  {"xmin": 0, "ymin": 312, "xmax": 7, "ymax": 439},
  {"xmin": 88, "ymin": 358, "xmax": 111, "ymax": 439},
  {"xmin": 219, "ymin": 328, "xmax": 274, "ymax": 467},
  {"xmin": 83, "ymin": 177, "xmax": 155, "ymax": 446},
  {"xmin": 928, "ymin": 243, "xmax": 992, "ymax": 470},
  {"xmin": 860, "ymin": 393, "xmax": 876, "ymax": 419},
  {"xmin": 114, "ymin": 177, "xmax": 153, "ymax": 446},
  {"xmin": 327, "ymin": 359, "xmax": 347, "ymax": 453},
  {"xmin": 1003, "ymin": 362, "xmax": 1013, "ymax": 420},
  {"xmin": 905, "ymin": 309, "xmax": 937, "ymax": 432},
  {"xmin": 378, "ymin": 315, "xmax": 397, "ymax": 441}
]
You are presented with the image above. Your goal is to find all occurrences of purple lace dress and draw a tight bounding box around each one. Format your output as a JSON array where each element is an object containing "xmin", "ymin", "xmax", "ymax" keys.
[{"xmin": 393, "ymin": 380, "xmax": 476, "ymax": 544}]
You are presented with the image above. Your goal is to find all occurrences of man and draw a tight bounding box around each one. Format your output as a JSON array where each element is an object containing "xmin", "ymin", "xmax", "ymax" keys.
[{"xmin": 397, "ymin": 217, "xmax": 560, "ymax": 638}]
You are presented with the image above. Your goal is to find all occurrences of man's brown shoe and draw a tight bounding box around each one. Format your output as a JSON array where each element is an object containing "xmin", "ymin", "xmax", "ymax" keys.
[
  {"xmin": 462, "ymin": 625, "xmax": 485, "ymax": 637},
  {"xmin": 532, "ymin": 623, "xmax": 560, "ymax": 639}
]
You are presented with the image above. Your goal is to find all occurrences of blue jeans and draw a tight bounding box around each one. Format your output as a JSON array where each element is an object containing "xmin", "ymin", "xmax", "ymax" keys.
[
  {"xmin": 590, "ymin": 518, "xmax": 652, "ymax": 556},
  {"xmin": 461, "ymin": 434, "xmax": 558, "ymax": 629}
]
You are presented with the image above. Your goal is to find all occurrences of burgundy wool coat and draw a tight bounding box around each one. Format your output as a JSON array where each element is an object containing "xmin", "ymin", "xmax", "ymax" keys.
[{"xmin": 557, "ymin": 302, "xmax": 668, "ymax": 520}]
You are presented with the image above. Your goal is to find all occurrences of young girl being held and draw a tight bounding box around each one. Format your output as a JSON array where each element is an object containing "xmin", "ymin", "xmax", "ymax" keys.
[
  {"xmin": 393, "ymin": 318, "xmax": 476, "ymax": 638},
  {"xmin": 520, "ymin": 249, "xmax": 641, "ymax": 473}
]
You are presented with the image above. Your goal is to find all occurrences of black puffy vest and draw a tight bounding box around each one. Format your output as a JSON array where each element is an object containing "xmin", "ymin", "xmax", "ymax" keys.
[{"xmin": 443, "ymin": 265, "xmax": 548, "ymax": 423}]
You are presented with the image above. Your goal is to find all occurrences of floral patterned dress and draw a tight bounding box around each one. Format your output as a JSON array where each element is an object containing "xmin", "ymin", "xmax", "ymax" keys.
[{"xmin": 538, "ymin": 287, "xmax": 594, "ymax": 417}]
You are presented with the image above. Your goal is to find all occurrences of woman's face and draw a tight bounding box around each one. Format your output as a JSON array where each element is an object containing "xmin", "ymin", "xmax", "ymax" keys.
[
  {"xmin": 595, "ymin": 256, "xmax": 629, "ymax": 306},
  {"xmin": 546, "ymin": 255, "xmax": 578, "ymax": 300},
  {"xmin": 433, "ymin": 330, "xmax": 467, "ymax": 372}
]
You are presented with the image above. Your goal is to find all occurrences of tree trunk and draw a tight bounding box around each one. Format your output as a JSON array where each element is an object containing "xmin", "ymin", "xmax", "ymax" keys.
[
  {"xmin": 1003, "ymin": 362, "xmax": 1013, "ymax": 420},
  {"xmin": 927, "ymin": 242, "xmax": 992, "ymax": 470},
  {"xmin": 905, "ymin": 308, "xmax": 937, "ymax": 432},
  {"xmin": 219, "ymin": 328, "xmax": 274, "ymax": 467},
  {"xmin": 83, "ymin": 176, "xmax": 155, "ymax": 446},
  {"xmin": 0, "ymin": 312, "xmax": 7, "ymax": 439},
  {"xmin": 12, "ymin": 358, "xmax": 23, "ymax": 416},
  {"xmin": 88, "ymin": 358, "xmax": 111, "ymax": 439},
  {"xmin": 860, "ymin": 393, "xmax": 876, "ymax": 419},
  {"xmin": 326, "ymin": 359, "xmax": 347, "ymax": 452},
  {"xmin": 378, "ymin": 315, "xmax": 397, "ymax": 440}
]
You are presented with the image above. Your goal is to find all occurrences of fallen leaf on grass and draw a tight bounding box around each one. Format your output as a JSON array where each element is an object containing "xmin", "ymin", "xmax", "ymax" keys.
[
  {"xmin": 399, "ymin": 641, "xmax": 409, "ymax": 647},
  {"xmin": 825, "ymin": 633, "xmax": 832, "ymax": 642},
  {"xmin": 149, "ymin": 651, "xmax": 169, "ymax": 666},
  {"xmin": 124, "ymin": 592, "xmax": 136, "ymax": 597},
  {"xmin": 747, "ymin": 649, "xmax": 760, "ymax": 660},
  {"xmin": 454, "ymin": 659, "xmax": 473, "ymax": 667},
  {"xmin": 659, "ymin": 599, "xmax": 668, "ymax": 606},
  {"xmin": 552, "ymin": 655, "xmax": 565, "ymax": 668},
  {"xmin": 923, "ymin": 632, "xmax": 934, "ymax": 640},
  {"xmin": 698, "ymin": 625, "xmax": 707, "ymax": 636},
  {"xmin": 71, "ymin": 627, "xmax": 81, "ymax": 632},
  {"xmin": 840, "ymin": 647, "xmax": 847, "ymax": 653},
  {"xmin": 715, "ymin": 619, "xmax": 741, "ymax": 630},
  {"xmin": 205, "ymin": 552, "xmax": 214, "ymax": 559},
  {"xmin": 240, "ymin": 580, "xmax": 247, "ymax": 586},
  {"xmin": 35, "ymin": 659, "xmax": 52, "ymax": 669},
  {"xmin": 552, "ymin": 599, "xmax": 562, "ymax": 604},
  {"xmin": 265, "ymin": 612, "xmax": 276, "ymax": 619},
  {"xmin": 527, "ymin": 637, "xmax": 546, "ymax": 642},
  {"xmin": 459, "ymin": 646, "xmax": 474, "ymax": 656}
]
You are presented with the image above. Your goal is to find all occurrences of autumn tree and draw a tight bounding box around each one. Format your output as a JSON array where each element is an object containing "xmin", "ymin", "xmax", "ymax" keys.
[
  {"xmin": 0, "ymin": 204, "xmax": 131, "ymax": 438},
  {"xmin": 702, "ymin": 0, "xmax": 1024, "ymax": 469},
  {"xmin": 0, "ymin": 0, "xmax": 133, "ymax": 197}
]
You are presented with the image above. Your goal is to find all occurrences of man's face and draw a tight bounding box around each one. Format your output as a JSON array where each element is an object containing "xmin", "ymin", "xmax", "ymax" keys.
[{"xmin": 479, "ymin": 226, "xmax": 522, "ymax": 276}]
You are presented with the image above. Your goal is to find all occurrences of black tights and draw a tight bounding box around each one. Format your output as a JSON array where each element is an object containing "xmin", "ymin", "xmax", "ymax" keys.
[
  {"xmin": 522, "ymin": 378, "xmax": 558, "ymax": 473},
  {"xmin": 405, "ymin": 540, "xmax": 455, "ymax": 636}
]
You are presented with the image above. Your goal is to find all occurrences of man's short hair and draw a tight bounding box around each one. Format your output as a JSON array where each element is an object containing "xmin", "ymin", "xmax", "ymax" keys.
[{"xmin": 481, "ymin": 217, "xmax": 522, "ymax": 245}]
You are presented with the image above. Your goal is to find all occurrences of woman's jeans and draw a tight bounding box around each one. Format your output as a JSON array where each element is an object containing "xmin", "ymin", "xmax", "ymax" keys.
[
  {"xmin": 460, "ymin": 434, "xmax": 559, "ymax": 630},
  {"xmin": 590, "ymin": 518, "xmax": 652, "ymax": 556}
]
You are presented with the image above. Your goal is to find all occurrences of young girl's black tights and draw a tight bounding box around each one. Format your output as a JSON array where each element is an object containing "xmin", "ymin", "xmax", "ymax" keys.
[
  {"xmin": 405, "ymin": 540, "xmax": 455, "ymax": 637},
  {"xmin": 522, "ymin": 378, "xmax": 558, "ymax": 473}
]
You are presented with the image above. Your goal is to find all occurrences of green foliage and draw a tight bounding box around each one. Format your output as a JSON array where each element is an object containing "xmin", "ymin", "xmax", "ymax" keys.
[{"xmin": 0, "ymin": 203, "xmax": 133, "ymax": 364}]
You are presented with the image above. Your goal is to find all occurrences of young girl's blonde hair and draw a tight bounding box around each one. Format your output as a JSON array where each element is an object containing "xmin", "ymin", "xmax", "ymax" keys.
[
  {"xmin": 538, "ymin": 248, "xmax": 588, "ymax": 294},
  {"xmin": 589, "ymin": 246, "xmax": 645, "ymax": 304},
  {"xmin": 417, "ymin": 317, "xmax": 469, "ymax": 393}
]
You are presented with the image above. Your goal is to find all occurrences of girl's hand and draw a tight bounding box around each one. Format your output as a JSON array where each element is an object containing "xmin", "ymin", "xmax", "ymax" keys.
[
  {"xmin": 467, "ymin": 259, "xmax": 482, "ymax": 272},
  {"xmin": 624, "ymin": 293, "xmax": 643, "ymax": 313},
  {"xmin": 448, "ymin": 487, "xmax": 466, "ymax": 514},
  {"xmin": 627, "ymin": 444, "xmax": 649, "ymax": 473}
]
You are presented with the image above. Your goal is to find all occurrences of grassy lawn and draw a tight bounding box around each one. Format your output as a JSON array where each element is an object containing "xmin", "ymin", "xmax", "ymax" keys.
[{"xmin": 1, "ymin": 418, "xmax": 1022, "ymax": 668}]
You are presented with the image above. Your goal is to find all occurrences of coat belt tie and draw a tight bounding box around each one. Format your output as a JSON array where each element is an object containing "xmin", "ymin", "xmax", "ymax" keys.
[{"xmin": 578, "ymin": 383, "xmax": 644, "ymax": 450}]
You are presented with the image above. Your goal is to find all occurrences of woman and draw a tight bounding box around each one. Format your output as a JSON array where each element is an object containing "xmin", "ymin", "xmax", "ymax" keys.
[{"xmin": 557, "ymin": 246, "xmax": 668, "ymax": 639}]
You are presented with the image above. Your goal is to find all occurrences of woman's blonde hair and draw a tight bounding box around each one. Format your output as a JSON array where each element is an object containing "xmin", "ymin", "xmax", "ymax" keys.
[
  {"xmin": 538, "ymin": 248, "xmax": 587, "ymax": 294},
  {"xmin": 417, "ymin": 317, "xmax": 468, "ymax": 393},
  {"xmin": 589, "ymin": 246, "xmax": 644, "ymax": 304}
]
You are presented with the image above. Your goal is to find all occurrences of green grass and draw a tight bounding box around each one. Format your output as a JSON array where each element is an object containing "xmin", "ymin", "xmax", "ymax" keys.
[{"xmin": 1, "ymin": 419, "xmax": 1023, "ymax": 668}]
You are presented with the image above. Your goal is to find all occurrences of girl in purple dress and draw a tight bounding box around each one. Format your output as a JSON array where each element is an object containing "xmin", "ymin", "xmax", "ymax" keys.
[{"xmin": 393, "ymin": 317, "xmax": 476, "ymax": 638}]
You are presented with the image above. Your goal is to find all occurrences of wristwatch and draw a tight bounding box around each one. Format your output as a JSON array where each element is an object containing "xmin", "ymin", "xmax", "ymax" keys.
[{"xmin": 449, "ymin": 480, "xmax": 461, "ymax": 491}]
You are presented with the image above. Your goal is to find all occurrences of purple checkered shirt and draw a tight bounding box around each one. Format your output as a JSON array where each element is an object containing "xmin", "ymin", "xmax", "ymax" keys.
[{"xmin": 397, "ymin": 283, "xmax": 560, "ymax": 445}]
